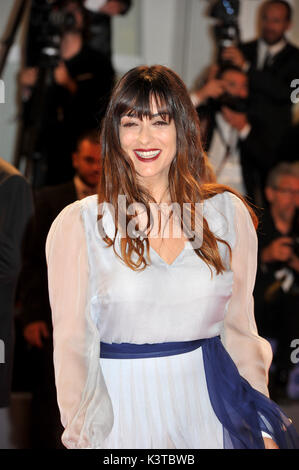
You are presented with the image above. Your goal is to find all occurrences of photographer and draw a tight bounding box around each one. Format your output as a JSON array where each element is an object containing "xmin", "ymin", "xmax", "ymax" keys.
[
  {"xmin": 192, "ymin": 65, "xmax": 269, "ymax": 203},
  {"xmin": 18, "ymin": 0, "xmax": 114, "ymax": 187},
  {"xmin": 220, "ymin": 0, "xmax": 299, "ymax": 172},
  {"xmin": 254, "ymin": 162, "xmax": 299, "ymax": 400}
]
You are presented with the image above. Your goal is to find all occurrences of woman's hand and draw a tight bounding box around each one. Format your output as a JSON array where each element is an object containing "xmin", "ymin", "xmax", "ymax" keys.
[{"xmin": 263, "ymin": 437, "xmax": 279, "ymax": 449}]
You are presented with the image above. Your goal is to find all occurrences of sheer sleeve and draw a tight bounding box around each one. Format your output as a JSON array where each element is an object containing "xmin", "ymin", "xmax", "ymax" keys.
[
  {"xmin": 220, "ymin": 194, "xmax": 273, "ymax": 398},
  {"xmin": 46, "ymin": 201, "xmax": 113, "ymax": 449}
]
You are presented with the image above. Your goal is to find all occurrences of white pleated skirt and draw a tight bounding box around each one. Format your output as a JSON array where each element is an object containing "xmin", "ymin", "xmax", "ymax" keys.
[{"xmin": 100, "ymin": 346, "xmax": 224, "ymax": 449}]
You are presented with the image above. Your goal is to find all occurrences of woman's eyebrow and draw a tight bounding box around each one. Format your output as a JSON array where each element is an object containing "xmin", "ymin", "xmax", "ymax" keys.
[{"xmin": 121, "ymin": 112, "xmax": 169, "ymax": 119}]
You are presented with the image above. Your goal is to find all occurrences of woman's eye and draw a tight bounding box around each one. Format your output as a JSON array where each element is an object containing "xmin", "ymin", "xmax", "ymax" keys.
[
  {"xmin": 153, "ymin": 120, "xmax": 168, "ymax": 126},
  {"xmin": 122, "ymin": 121, "xmax": 138, "ymax": 128}
]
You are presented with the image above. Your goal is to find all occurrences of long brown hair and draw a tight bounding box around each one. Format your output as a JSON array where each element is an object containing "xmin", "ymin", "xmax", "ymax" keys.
[{"xmin": 98, "ymin": 65, "xmax": 257, "ymax": 272}]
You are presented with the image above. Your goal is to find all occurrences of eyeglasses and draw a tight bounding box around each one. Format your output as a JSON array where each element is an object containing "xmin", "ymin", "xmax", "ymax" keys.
[{"xmin": 272, "ymin": 186, "xmax": 299, "ymax": 196}]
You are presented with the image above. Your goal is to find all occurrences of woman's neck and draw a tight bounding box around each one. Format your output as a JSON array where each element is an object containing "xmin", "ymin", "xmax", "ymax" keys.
[{"xmin": 140, "ymin": 179, "xmax": 171, "ymax": 204}]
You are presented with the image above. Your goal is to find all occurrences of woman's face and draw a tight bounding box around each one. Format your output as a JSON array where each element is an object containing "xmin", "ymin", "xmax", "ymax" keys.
[{"xmin": 119, "ymin": 99, "xmax": 177, "ymax": 192}]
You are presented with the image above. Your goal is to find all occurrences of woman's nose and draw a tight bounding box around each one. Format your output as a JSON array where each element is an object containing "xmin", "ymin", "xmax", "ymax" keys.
[{"xmin": 138, "ymin": 123, "xmax": 152, "ymax": 145}]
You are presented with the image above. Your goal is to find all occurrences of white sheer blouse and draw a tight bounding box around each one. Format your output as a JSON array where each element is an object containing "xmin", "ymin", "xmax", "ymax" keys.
[{"xmin": 46, "ymin": 191, "xmax": 273, "ymax": 449}]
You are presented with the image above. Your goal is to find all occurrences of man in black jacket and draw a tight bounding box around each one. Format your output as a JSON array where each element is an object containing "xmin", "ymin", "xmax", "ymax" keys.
[
  {"xmin": 18, "ymin": 0, "xmax": 114, "ymax": 187},
  {"xmin": 253, "ymin": 161, "xmax": 299, "ymax": 400},
  {"xmin": 17, "ymin": 130, "xmax": 101, "ymax": 448},
  {"xmin": 0, "ymin": 159, "xmax": 33, "ymax": 447},
  {"xmin": 193, "ymin": 65, "xmax": 270, "ymax": 204},
  {"xmin": 221, "ymin": 0, "xmax": 299, "ymax": 171}
]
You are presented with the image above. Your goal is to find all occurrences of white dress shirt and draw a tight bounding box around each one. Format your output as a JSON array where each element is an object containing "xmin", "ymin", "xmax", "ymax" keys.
[
  {"xmin": 208, "ymin": 112, "xmax": 250, "ymax": 195},
  {"xmin": 257, "ymin": 38, "xmax": 287, "ymax": 69}
]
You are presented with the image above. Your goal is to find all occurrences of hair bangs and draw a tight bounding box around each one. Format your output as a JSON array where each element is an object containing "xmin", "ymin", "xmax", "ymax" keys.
[{"xmin": 115, "ymin": 79, "xmax": 175, "ymax": 123}]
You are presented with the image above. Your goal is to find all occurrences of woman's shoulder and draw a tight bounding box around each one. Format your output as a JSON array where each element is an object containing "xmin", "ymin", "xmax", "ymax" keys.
[
  {"xmin": 203, "ymin": 189, "xmax": 252, "ymax": 219},
  {"xmin": 59, "ymin": 194, "xmax": 98, "ymax": 217},
  {"xmin": 203, "ymin": 189, "xmax": 241, "ymax": 217},
  {"xmin": 48, "ymin": 195, "xmax": 98, "ymax": 234},
  {"xmin": 78, "ymin": 194, "xmax": 99, "ymax": 211},
  {"xmin": 203, "ymin": 190, "xmax": 250, "ymax": 242}
]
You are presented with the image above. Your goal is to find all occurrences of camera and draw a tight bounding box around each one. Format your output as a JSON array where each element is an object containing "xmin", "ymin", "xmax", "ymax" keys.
[
  {"xmin": 218, "ymin": 92, "xmax": 248, "ymax": 113},
  {"xmin": 208, "ymin": 0, "xmax": 240, "ymax": 64},
  {"xmin": 26, "ymin": 0, "xmax": 79, "ymax": 67}
]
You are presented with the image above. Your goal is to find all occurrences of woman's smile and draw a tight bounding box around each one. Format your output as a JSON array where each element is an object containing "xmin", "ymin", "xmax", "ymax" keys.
[{"xmin": 133, "ymin": 149, "xmax": 162, "ymax": 162}]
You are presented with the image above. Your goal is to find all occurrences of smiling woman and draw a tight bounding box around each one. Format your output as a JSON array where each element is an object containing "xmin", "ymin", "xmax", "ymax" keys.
[
  {"xmin": 46, "ymin": 64, "xmax": 299, "ymax": 450},
  {"xmin": 119, "ymin": 104, "xmax": 177, "ymax": 200},
  {"xmin": 99, "ymin": 65, "xmax": 225, "ymax": 272}
]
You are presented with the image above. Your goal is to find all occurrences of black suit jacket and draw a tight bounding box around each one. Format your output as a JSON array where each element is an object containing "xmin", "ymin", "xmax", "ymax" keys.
[
  {"xmin": 18, "ymin": 181, "xmax": 78, "ymax": 330},
  {"xmin": 239, "ymin": 40, "xmax": 299, "ymax": 160},
  {"xmin": 0, "ymin": 158, "xmax": 33, "ymax": 407},
  {"xmin": 86, "ymin": 0, "xmax": 132, "ymax": 60}
]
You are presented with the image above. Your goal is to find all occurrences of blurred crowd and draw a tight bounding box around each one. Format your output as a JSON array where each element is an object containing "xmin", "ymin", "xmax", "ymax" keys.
[
  {"xmin": 191, "ymin": 0, "xmax": 299, "ymax": 404},
  {"xmin": 0, "ymin": 0, "xmax": 299, "ymax": 448}
]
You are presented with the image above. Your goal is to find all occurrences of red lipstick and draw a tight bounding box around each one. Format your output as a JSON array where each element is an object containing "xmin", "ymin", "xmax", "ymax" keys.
[{"xmin": 133, "ymin": 149, "xmax": 161, "ymax": 162}]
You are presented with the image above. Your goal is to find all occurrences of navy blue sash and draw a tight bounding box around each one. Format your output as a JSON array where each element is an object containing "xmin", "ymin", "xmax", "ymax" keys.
[
  {"xmin": 99, "ymin": 336, "xmax": 299, "ymax": 449},
  {"xmin": 100, "ymin": 338, "xmax": 207, "ymax": 359}
]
